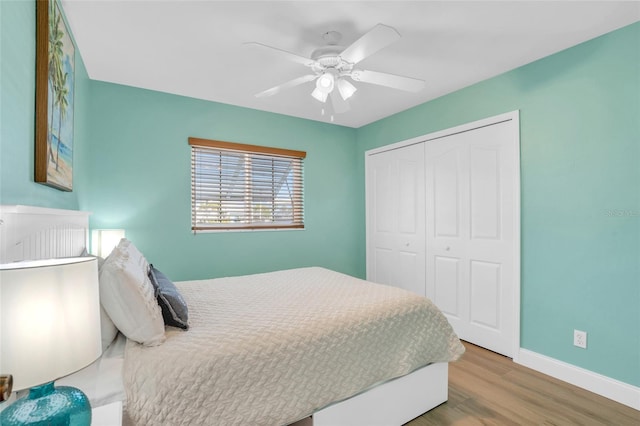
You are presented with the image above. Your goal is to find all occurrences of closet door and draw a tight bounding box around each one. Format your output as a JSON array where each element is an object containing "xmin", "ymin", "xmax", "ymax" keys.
[
  {"xmin": 366, "ymin": 143, "xmax": 426, "ymax": 296},
  {"xmin": 425, "ymin": 119, "xmax": 517, "ymax": 357}
]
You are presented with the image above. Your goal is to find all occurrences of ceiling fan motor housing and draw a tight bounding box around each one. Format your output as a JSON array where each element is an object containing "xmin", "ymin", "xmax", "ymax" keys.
[{"xmin": 311, "ymin": 45, "xmax": 354, "ymax": 74}]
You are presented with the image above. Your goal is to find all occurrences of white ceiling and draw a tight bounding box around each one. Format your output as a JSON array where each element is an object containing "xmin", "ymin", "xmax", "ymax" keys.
[{"xmin": 61, "ymin": 1, "xmax": 639, "ymax": 128}]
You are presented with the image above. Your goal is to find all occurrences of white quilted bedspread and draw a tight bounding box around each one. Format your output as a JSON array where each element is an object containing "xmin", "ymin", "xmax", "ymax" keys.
[{"xmin": 122, "ymin": 267, "xmax": 464, "ymax": 426}]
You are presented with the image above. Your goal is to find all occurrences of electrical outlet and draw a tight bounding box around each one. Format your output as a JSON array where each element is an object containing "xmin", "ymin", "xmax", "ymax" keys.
[{"xmin": 574, "ymin": 329, "xmax": 587, "ymax": 349}]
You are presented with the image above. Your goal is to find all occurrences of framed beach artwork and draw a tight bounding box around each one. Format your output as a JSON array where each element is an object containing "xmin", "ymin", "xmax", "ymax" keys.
[{"xmin": 35, "ymin": 0, "xmax": 75, "ymax": 191}]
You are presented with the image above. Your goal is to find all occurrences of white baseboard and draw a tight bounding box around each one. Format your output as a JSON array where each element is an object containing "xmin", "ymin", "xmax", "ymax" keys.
[{"xmin": 517, "ymin": 348, "xmax": 640, "ymax": 411}]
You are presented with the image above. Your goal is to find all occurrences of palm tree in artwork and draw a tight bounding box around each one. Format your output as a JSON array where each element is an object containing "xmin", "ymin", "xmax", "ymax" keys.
[
  {"xmin": 55, "ymin": 73, "xmax": 69, "ymax": 172},
  {"xmin": 48, "ymin": 2, "xmax": 64, "ymax": 168}
]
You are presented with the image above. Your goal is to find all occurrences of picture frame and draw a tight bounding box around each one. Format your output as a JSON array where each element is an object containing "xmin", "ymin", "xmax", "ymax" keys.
[{"xmin": 35, "ymin": 0, "xmax": 75, "ymax": 191}]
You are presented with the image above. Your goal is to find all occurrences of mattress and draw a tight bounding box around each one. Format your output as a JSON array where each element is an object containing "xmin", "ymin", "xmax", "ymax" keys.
[{"xmin": 122, "ymin": 267, "xmax": 464, "ymax": 426}]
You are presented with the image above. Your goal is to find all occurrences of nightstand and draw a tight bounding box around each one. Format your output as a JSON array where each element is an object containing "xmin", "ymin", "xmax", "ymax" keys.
[{"xmin": 92, "ymin": 400, "xmax": 122, "ymax": 426}]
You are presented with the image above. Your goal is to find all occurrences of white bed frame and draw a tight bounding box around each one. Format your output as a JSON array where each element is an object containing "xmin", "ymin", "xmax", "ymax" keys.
[
  {"xmin": 0, "ymin": 204, "xmax": 449, "ymax": 426},
  {"xmin": 313, "ymin": 362, "xmax": 447, "ymax": 426}
]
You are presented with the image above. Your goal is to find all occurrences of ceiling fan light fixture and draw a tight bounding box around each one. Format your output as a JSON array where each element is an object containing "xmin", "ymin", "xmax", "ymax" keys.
[
  {"xmin": 311, "ymin": 87, "xmax": 328, "ymax": 103},
  {"xmin": 337, "ymin": 78, "xmax": 357, "ymax": 100},
  {"xmin": 316, "ymin": 72, "xmax": 335, "ymax": 93}
]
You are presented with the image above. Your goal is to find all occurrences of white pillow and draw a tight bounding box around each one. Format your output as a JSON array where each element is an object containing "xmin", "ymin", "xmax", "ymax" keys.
[
  {"xmin": 81, "ymin": 249, "xmax": 117, "ymax": 350},
  {"xmin": 99, "ymin": 239, "xmax": 165, "ymax": 346},
  {"xmin": 100, "ymin": 305, "xmax": 119, "ymax": 351}
]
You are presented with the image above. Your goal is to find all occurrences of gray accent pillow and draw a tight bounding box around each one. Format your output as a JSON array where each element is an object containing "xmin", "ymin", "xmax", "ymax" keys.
[{"xmin": 148, "ymin": 265, "xmax": 189, "ymax": 330}]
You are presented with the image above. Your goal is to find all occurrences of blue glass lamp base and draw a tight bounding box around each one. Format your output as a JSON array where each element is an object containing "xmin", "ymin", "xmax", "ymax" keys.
[{"xmin": 0, "ymin": 381, "xmax": 91, "ymax": 426}]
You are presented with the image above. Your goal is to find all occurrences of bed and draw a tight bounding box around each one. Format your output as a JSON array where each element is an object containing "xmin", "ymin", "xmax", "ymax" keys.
[{"xmin": 0, "ymin": 205, "xmax": 464, "ymax": 426}]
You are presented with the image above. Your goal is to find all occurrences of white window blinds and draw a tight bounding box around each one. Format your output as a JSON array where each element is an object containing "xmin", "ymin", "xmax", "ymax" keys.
[{"xmin": 189, "ymin": 138, "xmax": 305, "ymax": 231}]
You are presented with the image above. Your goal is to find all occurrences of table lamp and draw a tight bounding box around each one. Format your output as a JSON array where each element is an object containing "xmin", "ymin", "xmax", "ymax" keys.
[
  {"xmin": 0, "ymin": 257, "xmax": 102, "ymax": 425},
  {"xmin": 91, "ymin": 229, "xmax": 125, "ymax": 258}
]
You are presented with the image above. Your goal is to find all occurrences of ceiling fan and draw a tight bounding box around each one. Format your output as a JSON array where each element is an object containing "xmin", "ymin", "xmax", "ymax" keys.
[{"xmin": 247, "ymin": 24, "xmax": 425, "ymax": 114}]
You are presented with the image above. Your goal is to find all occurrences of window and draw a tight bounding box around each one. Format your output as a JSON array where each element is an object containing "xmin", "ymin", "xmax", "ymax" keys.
[{"xmin": 189, "ymin": 137, "xmax": 305, "ymax": 232}]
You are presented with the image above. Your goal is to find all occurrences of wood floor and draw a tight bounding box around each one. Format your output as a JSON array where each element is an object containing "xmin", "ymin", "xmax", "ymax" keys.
[{"xmin": 405, "ymin": 341, "xmax": 639, "ymax": 426}]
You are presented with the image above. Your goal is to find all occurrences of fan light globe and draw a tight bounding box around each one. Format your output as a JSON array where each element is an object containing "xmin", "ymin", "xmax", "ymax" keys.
[
  {"xmin": 311, "ymin": 87, "xmax": 328, "ymax": 103},
  {"xmin": 316, "ymin": 72, "xmax": 335, "ymax": 93},
  {"xmin": 337, "ymin": 79, "xmax": 357, "ymax": 100}
]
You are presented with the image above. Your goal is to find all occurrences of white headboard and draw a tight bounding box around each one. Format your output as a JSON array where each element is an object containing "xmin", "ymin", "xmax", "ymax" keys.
[{"xmin": 0, "ymin": 205, "xmax": 90, "ymax": 263}]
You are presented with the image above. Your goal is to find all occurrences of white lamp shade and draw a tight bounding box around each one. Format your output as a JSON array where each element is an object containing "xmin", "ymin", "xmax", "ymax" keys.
[
  {"xmin": 337, "ymin": 78, "xmax": 357, "ymax": 100},
  {"xmin": 0, "ymin": 257, "xmax": 102, "ymax": 391},
  {"xmin": 316, "ymin": 72, "xmax": 335, "ymax": 93},
  {"xmin": 91, "ymin": 229, "xmax": 125, "ymax": 258},
  {"xmin": 311, "ymin": 87, "xmax": 328, "ymax": 103}
]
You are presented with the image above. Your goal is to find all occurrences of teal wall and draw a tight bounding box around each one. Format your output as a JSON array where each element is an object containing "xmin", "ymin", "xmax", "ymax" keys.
[
  {"xmin": 1, "ymin": 0, "xmax": 637, "ymax": 390},
  {"xmin": 356, "ymin": 23, "xmax": 640, "ymax": 387},
  {"xmin": 0, "ymin": 0, "xmax": 90, "ymax": 209},
  {"xmin": 80, "ymin": 82, "xmax": 360, "ymax": 281}
]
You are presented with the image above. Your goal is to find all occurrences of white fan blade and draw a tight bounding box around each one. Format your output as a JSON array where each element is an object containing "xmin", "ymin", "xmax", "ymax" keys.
[
  {"xmin": 244, "ymin": 42, "xmax": 316, "ymax": 67},
  {"xmin": 255, "ymin": 74, "xmax": 317, "ymax": 98},
  {"xmin": 350, "ymin": 69, "xmax": 425, "ymax": 92},
  {"xmin": 330, "ymin": 90, "xmax": 350, "ymax": 114},
  {"xmin": 340, "ymin": 24, "xmax": 401, "ymax": 65}
]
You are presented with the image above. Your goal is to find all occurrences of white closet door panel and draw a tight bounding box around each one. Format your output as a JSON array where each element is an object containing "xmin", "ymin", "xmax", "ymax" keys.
[
  {"xmin": 433, "ymin": 149, "xmax": 460, "ymax": 238},
  {"xmin": 397, "ymin": 251, "xmax": 421, "ymax": 294},
  {"xmin": 374, "ymin": 164, "xmax": 395, "ymax": 233},
  {"xmin": 470, "ymin": 146, "xmax": 501, "ymax": 240},
  {"xmin": 433, "ymin": 256, "xmax": 460, "ymax": 318},
  {"xmin": 373, "ymin": 248, "xmax": 394, "ymax": 286},
  {"xmin": 426, "ymin": 119, "xmax": 516, "ymax": 357},
  {"xmin": 470, "ymin": 260, "xmax": 501, "ymax": 329},
  {"xmin": 398, "ymin": 160, "xmax": 418, "ymax": 234},
  {"xmin": 366, "ymin": 143, "xmax": 426, "ymax": 297}
]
